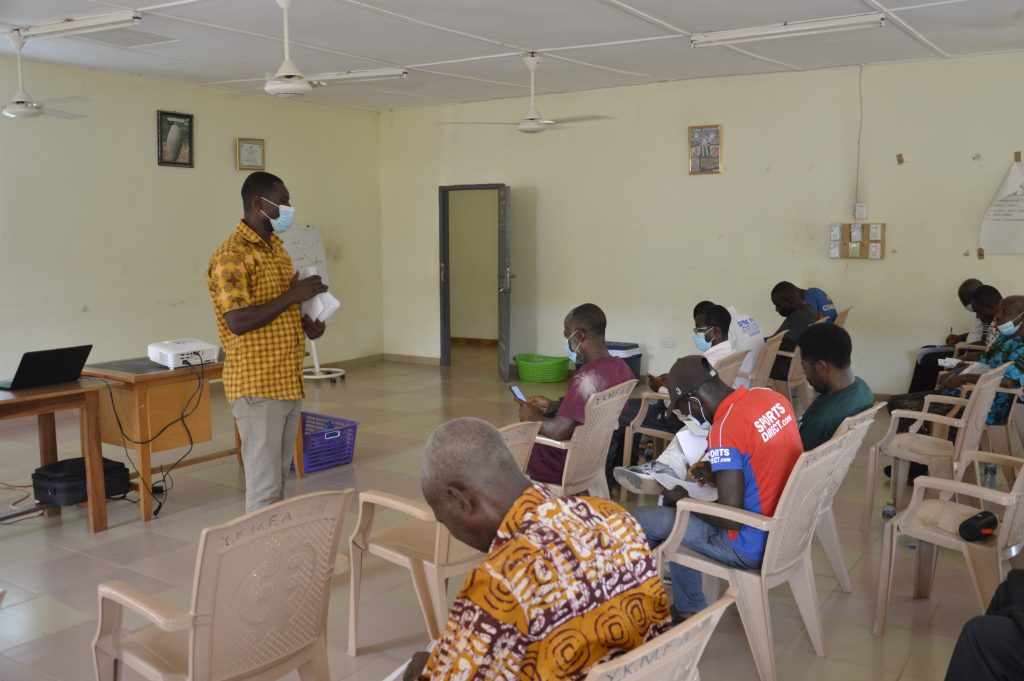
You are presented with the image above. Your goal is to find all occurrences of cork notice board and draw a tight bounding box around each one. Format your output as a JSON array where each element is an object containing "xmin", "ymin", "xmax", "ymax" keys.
[{"xmin": 829, "ymin": 223, "xmax": 886, "ymax": 260}]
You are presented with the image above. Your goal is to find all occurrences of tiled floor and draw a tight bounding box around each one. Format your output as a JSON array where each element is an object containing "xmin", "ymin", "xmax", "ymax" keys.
[{"xmin": 0, "ymin": 346, "xmax": 987, "ymax": 680}]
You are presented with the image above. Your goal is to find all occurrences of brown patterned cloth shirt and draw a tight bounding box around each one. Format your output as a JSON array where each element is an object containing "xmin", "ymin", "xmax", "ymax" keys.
[
  {"xmin": 421, "ymin": 484, "xmax": 670, "ymax": 680},
  {"xmin": 207, "ymin": 220, "xmax": 305, "ymax": 403}
]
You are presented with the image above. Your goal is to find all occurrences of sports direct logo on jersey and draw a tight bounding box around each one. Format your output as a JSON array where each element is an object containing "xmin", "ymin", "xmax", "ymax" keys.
[{"xmin": 754, "ymin": 402, "xmax": 794, "ymax": 443}]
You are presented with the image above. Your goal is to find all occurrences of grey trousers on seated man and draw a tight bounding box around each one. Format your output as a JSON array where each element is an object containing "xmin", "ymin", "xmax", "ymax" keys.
[{"xmin": 231, "ymin": 397, "xmax": 302, "ymax": 513}]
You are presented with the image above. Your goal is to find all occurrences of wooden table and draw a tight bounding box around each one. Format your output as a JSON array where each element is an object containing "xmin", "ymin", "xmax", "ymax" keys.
[
  {"xmin": 0, "ymin": 380, "xmax": 107, "ymax": 532},
  {"xmin": 83, "ymin": 357, "xmax": 242, "ymax": 523}
]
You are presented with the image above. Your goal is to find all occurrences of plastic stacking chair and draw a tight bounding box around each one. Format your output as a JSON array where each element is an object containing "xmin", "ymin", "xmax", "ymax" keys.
[
  {"xmin": 834, "ymin": 307, "xmax": 852, "ymax": 328},
  {"xmin": 984, "ymin": 386, "xmax": 1023, "ymax": 460},
  {"xmin": 499, "ymin": 421, "xmax": 542, "ymax": 474},
  {"xmin": 347, "ymin": 491, "xmax": 484, "ymax": 653},
  {"xmin": 861, "ymin": 364, "xmax": 1007, "ymax": 531},
  {"xmin": 583, "ymin": 588, "xmax": 738, "ymax": 681},
  {"xmin": 814, "ymin": 403, "xmax": 886, "ymax": 593},
  {"xmin": 714, "ymin": 349, "xmax": 751, "ymax": 387},
  {"xmin": 93, "ymin": 490, "xmax": 353, "ymax": 681},
  {"xmin": 534, "ymin": 379, "xmax": 637, "ymax": 498},
  {"xmin": 874, "ymin": 449, "xmax": 1024, "ymax": 634},
  {"xmin": 769, "ymin": 342, "xmax": 813, "ymax": 413},
  {"xmin": 738, "ymin": 331, "xmax": 786, "ymax": 389},
  {"xmin": 657, "ymin": 431, "xmax": 857, "ymax": 681}
]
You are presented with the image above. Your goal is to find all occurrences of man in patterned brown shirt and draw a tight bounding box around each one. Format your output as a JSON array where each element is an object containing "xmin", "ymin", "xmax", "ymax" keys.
[{"xmin": 207, "ymin": 171, "xmax": 328, "ymax": 512}]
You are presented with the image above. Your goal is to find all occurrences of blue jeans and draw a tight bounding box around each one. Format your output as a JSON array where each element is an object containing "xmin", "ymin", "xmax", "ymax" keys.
[{"xmin": 634, "ymin": 504, "xmax": 761, "ymax": 612}]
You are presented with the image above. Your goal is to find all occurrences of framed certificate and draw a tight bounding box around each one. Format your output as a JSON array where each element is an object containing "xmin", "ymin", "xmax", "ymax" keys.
[{"xmin": 236, "ymin": 137, "xmax": 265, "ymax": 171}]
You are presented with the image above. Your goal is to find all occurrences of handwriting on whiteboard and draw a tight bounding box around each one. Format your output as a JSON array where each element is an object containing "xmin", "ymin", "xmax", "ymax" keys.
[{"xmin": 280, "ymin": 224, "xmax": 331, "ymax": 288}]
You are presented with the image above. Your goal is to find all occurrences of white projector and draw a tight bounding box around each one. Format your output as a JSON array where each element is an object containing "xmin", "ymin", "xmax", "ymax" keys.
[{"xmin": 148, "ymin": 339, "xmax": 219, "ymax": 369}]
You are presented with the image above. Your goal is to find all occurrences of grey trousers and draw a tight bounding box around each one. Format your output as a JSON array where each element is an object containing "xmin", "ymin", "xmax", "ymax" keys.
[{"xmin": 231, "ymin": 397, "xmax": 302, "ymax": 513}]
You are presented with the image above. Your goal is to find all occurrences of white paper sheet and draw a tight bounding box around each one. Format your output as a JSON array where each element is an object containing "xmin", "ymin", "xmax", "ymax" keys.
[
  {"xmin": 850, "ymin": 223, "xmax": 863, "ymax": 242},
  {"xmin": 868, "ymin": 242, "xmax": 882, "ymax": 260},
  {"xmin": 980, "ymin": 162, "xmax": 1024, "ymax": 254},
  {"xmin": 869, "ymin": 223, "xmax": 882, "ymax": 241},
  {"xmin": 298, "ymin": 266, "xmax": 341, "ymax": 323}
]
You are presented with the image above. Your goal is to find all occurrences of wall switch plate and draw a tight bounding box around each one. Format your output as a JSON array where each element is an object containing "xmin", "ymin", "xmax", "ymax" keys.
[
  {"xmin": 662, "ymin": 337, "xmax": 678, "ymax": 349},
  {"xmin": 854, "ymin": 203, "xmax": 868, "ymax": 220}
]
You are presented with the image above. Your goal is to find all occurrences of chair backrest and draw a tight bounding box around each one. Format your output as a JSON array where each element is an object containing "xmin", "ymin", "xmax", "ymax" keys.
[
  {"xmin": 953, "ymin": 363, "xmax": 1010, "ymax": 455},
  {"xmin": 189, "ymin": 490, "xmax": 351, "ymax": 681},
  {"xmin": 747, "ymin": 331, "xmax": 786, "ymax": 388},
  {"xmin": 835, "ymin": 307, "xmax": 852, "ymax": 328},
  {"xmin": 833, "ymin": 401, "xmax": 886, "ymax": 447},
  {"xmin": 762, "ymin": 432, "xmax": 855, "ymax": 576},
  {"xmin": 815, "ymin": 404, "xmax": 885, "ymax": 519},
  {"xmin": 784, "ymin": 343, "xmax": 808, "ymax": 383},
  {"xmin": 500, "ymin": 421, "xmax": 542, "ymax": 474},
  {"xmin": 714, "ymin": 349, "xmax": 750, "ymax": 388},
  {"xmin": 561, "ymin": 379, "xmax": 638, "ymax": 490},
  {"xmin": 582, "ymin": 588, "xmax": 737, "ymax": 681}
]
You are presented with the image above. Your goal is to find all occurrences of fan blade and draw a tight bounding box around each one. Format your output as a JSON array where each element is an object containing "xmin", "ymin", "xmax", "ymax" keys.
[
  {"xmin": 552, "ymin": 115, "xmax": 612, "ymax": 124},
  {"xmin": 438, "ymin": 121, "xmax": 516, "ymax": 126},
  {"xmin": 43, "ymin": 109, "xmax": 86, "ymax": 120},
  {"xmin": 37, "ymin": 96, "xmax": 89, "ymax": 107}
]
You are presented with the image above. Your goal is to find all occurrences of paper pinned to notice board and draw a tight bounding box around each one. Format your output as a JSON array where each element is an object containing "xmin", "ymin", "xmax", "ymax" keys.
[{"xmin": 980, "ymin": 162, "xmax": 1024, "ymax": 254}]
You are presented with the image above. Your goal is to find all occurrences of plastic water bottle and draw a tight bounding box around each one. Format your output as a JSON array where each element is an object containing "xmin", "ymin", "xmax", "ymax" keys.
[
  {"xmin": 644, "ymin": 440, "xmax": 655, "ymax": 462},
  {"xmin": 881, "ymin": 498, "xmax": 896, "ymax": 523},
  {"xmin": 982, "ymin": 463, "xmax": 997, "ymax": 489}
]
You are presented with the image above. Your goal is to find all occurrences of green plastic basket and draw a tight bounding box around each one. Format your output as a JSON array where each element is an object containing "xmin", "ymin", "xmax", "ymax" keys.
[{"xmin": 514, "ymin": 354, "xmax": 570, "ymax": 383}]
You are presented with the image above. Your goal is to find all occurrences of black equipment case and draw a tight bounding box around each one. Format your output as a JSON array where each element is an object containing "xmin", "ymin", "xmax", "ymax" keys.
[{"xmin": 32, "ymin": 457, "xmax": 130, "ymax": 506}]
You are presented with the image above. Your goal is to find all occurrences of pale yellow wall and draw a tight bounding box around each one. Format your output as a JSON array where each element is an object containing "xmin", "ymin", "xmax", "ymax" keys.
[
  {"xmin": 380, "ymin": 52, "xmax": 1024, "ymax": 394},
  {"xmin": 0, "ymin": 57, "xmax": 381, "ymax": 376},
  {"xmin": 449, "ymin": 189, "xmax": 498, "ymax": 340}
]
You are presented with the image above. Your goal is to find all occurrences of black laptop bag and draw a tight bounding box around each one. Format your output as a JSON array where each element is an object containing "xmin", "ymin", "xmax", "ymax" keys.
[{"xmin": 32, "ymin": 457, "xmax": 130, "ymax": 506}]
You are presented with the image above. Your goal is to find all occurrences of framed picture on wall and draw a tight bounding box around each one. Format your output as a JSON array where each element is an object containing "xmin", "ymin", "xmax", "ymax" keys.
[
  {"xmin": 236, "ymin": 137, "xmax": 265, "ymax": 171},
  {"xmin": 688, "ymin": 124, "xmax": 721, "ymax": 175},
  {"xmin": 157, "ymin": 111, "xmax": 194, "ymax": 167}
]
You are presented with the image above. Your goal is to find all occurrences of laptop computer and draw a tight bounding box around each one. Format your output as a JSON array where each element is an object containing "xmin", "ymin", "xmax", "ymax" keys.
[{"xmin": 0, "ymin": 345, "xmax": 93, "ymax": 390}]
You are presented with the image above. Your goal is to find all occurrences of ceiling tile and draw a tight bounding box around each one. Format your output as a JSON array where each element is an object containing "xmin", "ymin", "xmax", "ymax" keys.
[
  {"xmin": 351, "ymin": 0, "xmax": 670, "ymax": 48},
  {"xmin": 0, "ymin": 0, "xmax": 109, "ymax": 29},
  {"xmin": 734, "ymin": 24, "xmax": 938, "ymax": 69},
  {"xmin": 611, "ymin": 0, "xmax": 871, "ymax": 33},
  {"xmin": 892, "ymin": 0, "xmax": 1024, "ymax": 56},
  {"xmin": 426, "ymin": 53, "xmax": 654, "ymax": 93}
]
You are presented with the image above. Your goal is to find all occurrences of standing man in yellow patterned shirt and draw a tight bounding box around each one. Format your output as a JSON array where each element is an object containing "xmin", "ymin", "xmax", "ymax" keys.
[
  {"xmin": 207, "ymin": 171, "xmax": 328, "ymax": 513},
  {"xmin": 405, "ymin": 417, "xmax": 669, "ymax": 680}
]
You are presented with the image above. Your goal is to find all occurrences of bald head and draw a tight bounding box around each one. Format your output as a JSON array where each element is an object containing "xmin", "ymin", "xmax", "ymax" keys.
[
  {"xmin": 958, "ymin": 279, "xmax": 983, "ymax": 307},
  {"xmin": 996, "ymin": 295, "xmax": 1024, "ymax": 335},
  {"xmin": 421, "ymin": 418, "xmax": 530, "ymax": 552}
]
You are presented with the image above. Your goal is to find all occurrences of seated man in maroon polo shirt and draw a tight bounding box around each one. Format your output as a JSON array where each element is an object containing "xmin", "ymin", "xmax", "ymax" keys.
[{"xmin": 517, "ymin": 303, "xmax": 635, "ymax": 484}]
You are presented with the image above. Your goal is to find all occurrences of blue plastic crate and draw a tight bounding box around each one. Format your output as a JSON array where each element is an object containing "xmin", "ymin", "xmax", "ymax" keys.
[{"xmin": 299, "ymin": 412, "xmax": 358, "ymax": 472}]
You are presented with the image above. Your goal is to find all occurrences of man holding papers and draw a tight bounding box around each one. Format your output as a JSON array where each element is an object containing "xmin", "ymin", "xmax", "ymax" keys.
[{"xmin": 207, "ymin": 171, "xmax": 329, "ymax": 512}]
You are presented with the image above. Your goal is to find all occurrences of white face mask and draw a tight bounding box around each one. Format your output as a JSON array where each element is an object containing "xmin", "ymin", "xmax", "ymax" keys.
[
  {"xmin": 678, "ymin": 396, "xmax": 711, "ymax": 430},
  {"xmin": 564, "ymin": 330, "xmax": 581, "ymax": 363}
]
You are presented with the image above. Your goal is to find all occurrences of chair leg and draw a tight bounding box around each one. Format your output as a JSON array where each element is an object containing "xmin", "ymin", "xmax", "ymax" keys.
[
  {"xmin": 816, "ymin": 508, "xmax": 852, "ymax": 593},
  {"xmin": 913, "ymin": 540, "xmax": 939, "ymax": 599},
  {"xmin": 297, "ymin": 641, "xmax": 330, "ymax": 681},
  {"xmin": 424, "ymin": 564, "xmax": 450, "ymax": 641},
  {"xmin": 963, "ymin": 544, "xmax": 1004, "ymax": 613},
  {"xmin": 873, "ymin": 517, "xmax": 899, "ymax": 636},
  {"xmin": 790, "ymin": 554, "xmax": 825, "ymax": 656},
  {"xmin": 409, "ymin": 560, "xmax": 442, "ymax": 641},
  {"xmin": 347, "ymin": 543, "xmax": 364, "ymax": 656},
  {"xmin": 892, "ymin": 458, "xmax": 910, "ymax": 511},
  {"xmin": 588, "ymin": 474, "xmax": 610, "ymax": 499},
  {"xmin": 862, "ymin": 445, "xmax": 880, "ymax": 532},
  {"xmin": 620, "ymin": 426, "xmax": 635, "ymax": 503},
  {"xmin": 732, "ymin": 573, "xmax": 777, "ymax": 681},
  {"xmin": 93, "ymin": 597, "xmax": 124, "ymax": 681}
]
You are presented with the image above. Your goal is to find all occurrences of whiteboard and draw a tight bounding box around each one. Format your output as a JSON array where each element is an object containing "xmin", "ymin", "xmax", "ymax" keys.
[{"xmin": 280, "ymin": 224, "xmax": 331, "ymax": 287}]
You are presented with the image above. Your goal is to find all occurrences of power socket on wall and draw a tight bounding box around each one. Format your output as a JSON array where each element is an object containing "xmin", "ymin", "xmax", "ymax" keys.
[
  {"xmin": 854, "ymin": 203, "xmax": 868, "ymax": 220},
  {"xmin": 661, "ymin": 337, "xmax": 678, "ymax": 349}
]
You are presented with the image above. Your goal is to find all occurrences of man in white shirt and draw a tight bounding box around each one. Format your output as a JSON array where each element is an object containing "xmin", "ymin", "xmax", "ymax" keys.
[{"xmin": 724, "ymin": 303, "xmax": 765, "ymax": 387}]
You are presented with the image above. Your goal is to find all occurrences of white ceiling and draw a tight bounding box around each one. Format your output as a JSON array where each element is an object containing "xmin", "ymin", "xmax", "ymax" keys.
[{"xmin": 0, "ymin": 0, "xmax": 1022, "ymax": 111}]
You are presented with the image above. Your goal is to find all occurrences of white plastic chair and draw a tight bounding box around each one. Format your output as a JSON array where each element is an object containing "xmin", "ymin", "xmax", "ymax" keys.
[
  {"xmin": 500, "ymin": 421, "xmax": 542, "ymax": 474},
  {"xmin": 874, "ymin": 449, "xmax": 1024, "ymax": 634},
  {"xmin": 769, "ymin": 341, "xmax": 813, "ymax": 413},
  {"xmin": 814, "ymin": 402, "xmax": 886, "ymax": 592},
  {"xmin": 535, "ymin": 379, "xmax": 637, "ymax": 498},
  {"xmin": 658, "ymin": 431, "xmax": 858, "ymax": 681},
  {"xmin": 834, "ymin": 307, "xmax": 852, "ymax": 328},
  {"xmin": 738, "ymin": 331, "xmax": 786, "ymax": 389},
  {"xmin": 582, "ymin": 588, "xmax": 737, "ymax": 681},
  {"xmin": 861, "ymin": 364, "xmax": 1007, "ymax": 531},
  {"xmin": 347, "ymin": 491, "xmax": 484, "ymax": 653},
  {"xmin": 93, "ymin": 490, "xmax": 353, "ymax": 681}
]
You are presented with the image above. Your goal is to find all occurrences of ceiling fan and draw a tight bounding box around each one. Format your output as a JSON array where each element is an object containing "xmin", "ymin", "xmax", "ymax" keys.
[
  {"xmin": 445, "ymin": 52, "xmax": 610, "ymax": 134},
  {"xmin": 2, "ymin": 30, "xmax": 86, "ymax": 119},
  {"xmin": 264, "ymin": 0, "xmax": 407, "ymax": 97}
]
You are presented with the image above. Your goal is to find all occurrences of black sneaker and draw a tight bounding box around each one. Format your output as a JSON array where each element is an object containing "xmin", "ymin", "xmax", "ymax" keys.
[{"xmin": 883, "ymin": 463, "xmax": 929, "ymax": 482}]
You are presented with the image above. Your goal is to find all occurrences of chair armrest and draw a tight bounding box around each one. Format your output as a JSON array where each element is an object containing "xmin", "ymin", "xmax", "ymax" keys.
[
  {"xmin": 535, "ymin": 435, "xmax": 569, "ymax": 449},
  {"xmin": 357, "ymin": 491, "xmax": 433, "ymax": 522},
  {"xmin": 960, "ymin": 450, "xmax": 1024, "ymax": 471},
  {"xmin": 910, "ymin": 476, "xmax": 1018, "ymax": 508},
  {"xmin": 922, "ymin": 394, "xmax": 968, "ymax": 410},
  {"xmin": 640, "ymin": 391, "xmax": 667, "ymax": 401},
  {"xmin": 97, "ymin": 580, "xmax": 191, "ymax": 632},
  {"xmin": 889, "ymin": 409, "xmax": 965, "ymax": 432},
  {"xmin": 676, "ymin": 499, "xmax": 774, "ymax": 531}
]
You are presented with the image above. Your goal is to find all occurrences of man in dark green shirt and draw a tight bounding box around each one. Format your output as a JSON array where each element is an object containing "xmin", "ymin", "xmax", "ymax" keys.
[{"xmin": 796, "ymin": 323, "xmax": 874, "ymax": 450}]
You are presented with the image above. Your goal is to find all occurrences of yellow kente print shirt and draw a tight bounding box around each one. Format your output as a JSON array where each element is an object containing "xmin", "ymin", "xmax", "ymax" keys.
[
  {"xmin": 207, "ymin": 220, "xmax": 305, "ymax": 403},
  {"xmin": 421, "ymin": 485, "xmax": 670, "ymax": 680}
]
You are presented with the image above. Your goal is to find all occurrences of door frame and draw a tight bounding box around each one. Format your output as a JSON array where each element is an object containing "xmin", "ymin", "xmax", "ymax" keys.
[{"xmin": 438, "ymin": 183, "xmax": 508, "ymax": 368}]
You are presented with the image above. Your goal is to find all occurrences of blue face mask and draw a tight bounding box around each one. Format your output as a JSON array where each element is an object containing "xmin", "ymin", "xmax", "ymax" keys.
[
  {"xmin": 564, "ymin": 330, "xmax": 581, "ymax": 363},
  {"xmin": 693, "ymin": 330, "xmax": 713, "ymax": 352},
  {"xmin": 964, "ymin": 303, "xmax": 973, "ymax": 312},
  {"xmin": 996, "ymin": 312, "xmax": 1023, "ymax": 337},
  {"xmin": 260, "ymin": 196, "xmax": 295, "ymax": 233}
]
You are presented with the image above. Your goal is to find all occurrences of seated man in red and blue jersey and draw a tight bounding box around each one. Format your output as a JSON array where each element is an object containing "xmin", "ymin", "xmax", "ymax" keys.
[
  {"xmin": 774, "ymin": 280, "xmax": 837, "ymax": 323},
  {"xmin": 632, "ymin": 355, "xmax": 804, "ymax": 622}
]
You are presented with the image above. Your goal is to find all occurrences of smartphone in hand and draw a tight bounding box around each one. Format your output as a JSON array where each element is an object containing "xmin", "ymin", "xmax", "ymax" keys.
[{"xmin": 509, "ymin": 385, "xmax": 527, "ymax": 402}]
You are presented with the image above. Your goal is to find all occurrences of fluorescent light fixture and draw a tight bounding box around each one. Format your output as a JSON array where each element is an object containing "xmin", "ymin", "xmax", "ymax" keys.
[
  {"xmin": 17, "ymin": 11, "xmax": 142, "ymax": 40},
  {"xmin": 691, "ymin": 12, "xmax": 885, "ymax": 48},
  {"xmin": 309, "ymin": 68, "xmax": 409, "ymax": 84}
]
